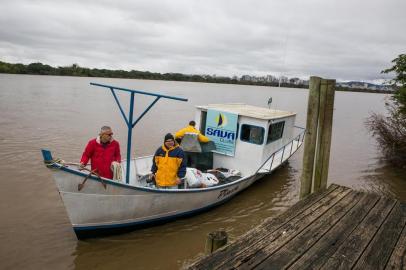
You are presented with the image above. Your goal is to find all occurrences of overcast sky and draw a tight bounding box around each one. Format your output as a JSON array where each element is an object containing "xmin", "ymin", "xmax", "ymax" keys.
[{"xmin": 1, "ymin": 0, "xmax": 405, "ymax": 82}]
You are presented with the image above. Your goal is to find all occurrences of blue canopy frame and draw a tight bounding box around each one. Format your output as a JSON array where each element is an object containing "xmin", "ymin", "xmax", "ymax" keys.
[{"xmin": 90, "ymin": 82, "xmax": 188, "ymax": 184}]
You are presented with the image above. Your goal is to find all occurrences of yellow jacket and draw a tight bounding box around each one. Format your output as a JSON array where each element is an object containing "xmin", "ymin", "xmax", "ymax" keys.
[
  {"xmin": 151, "ymin": 144, "xmax": 186, "ymax": 187},
  {"xmin": 175, "ymin": 125, "xmax": 210, "ymax": 143}
]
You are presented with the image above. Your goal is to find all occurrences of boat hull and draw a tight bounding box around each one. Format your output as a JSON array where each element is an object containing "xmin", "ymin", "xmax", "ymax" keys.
[
  {"xmin": 44, "ymin": 134, "xmax": 303, "ymax": 239},
  {"xmin": 51, "ymin": 166, "xmax": 263, "ymax": 238}
]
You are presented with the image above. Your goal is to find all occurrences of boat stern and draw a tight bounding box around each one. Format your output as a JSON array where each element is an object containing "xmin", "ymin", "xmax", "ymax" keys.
[{"xmin": 41, "ymin": 149, "xmax": 54, "ymax": 164}]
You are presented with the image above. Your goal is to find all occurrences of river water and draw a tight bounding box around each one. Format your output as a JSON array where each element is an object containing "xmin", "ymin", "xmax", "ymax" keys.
[{"xmin": 0, "ymin": 74, "xmax": 404, "ymax": 269}]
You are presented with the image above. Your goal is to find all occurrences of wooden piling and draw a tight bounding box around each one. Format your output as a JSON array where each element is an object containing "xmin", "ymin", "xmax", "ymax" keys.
[
  {"xmin": 300, "ymin": 76, "xmax": 321, "ymax": 198},
  {"xmin": 205, "ymin": 230, "xmax": 228, "ymax": 254},
  {"xmin": 314, "ymin": 79, "xmax": 336, "ymax": 191}
]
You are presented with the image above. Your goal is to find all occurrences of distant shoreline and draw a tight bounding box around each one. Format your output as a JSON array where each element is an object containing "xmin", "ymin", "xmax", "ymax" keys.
[{"xmin": 0, "ymin": 60, "xmax": 393, "ymax": 94}]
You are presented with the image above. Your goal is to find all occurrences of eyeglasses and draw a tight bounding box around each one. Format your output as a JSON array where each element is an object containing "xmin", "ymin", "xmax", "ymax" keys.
[
  {"xmin": 104, "ymin": 133, "xmax": 113, "ymax": 136},
  {"xmin": 165, "ymin": 140, "xmax": 174, "ymax": 143}
]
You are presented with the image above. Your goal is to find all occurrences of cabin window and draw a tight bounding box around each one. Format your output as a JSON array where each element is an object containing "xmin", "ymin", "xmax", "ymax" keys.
[
  {"xmin": 267, "ymin": 121, "xmax": 285, "ymax": 144},
  {"xmin": 240, "ymin": 124, "xmax": 264, "ymax": 145}
]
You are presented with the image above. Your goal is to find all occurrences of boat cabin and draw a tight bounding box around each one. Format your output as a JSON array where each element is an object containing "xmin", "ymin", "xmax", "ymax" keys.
[
  {"xmin": 132, "ymin": 103, "xmax": 297, "ymax": 187},
  {"xmin": 194, "ymin": 103, "xmax": 296, "ymax": 176}
]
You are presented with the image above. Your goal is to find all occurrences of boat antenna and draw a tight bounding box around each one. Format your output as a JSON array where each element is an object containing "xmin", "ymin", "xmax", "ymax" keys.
[
  {"xmin": 90, "ymin": 82, "xmax": 188, "ymax": 184},
  {"xmin": 268, "ymin": 97, "xmax": 273, "ymax": 109}
]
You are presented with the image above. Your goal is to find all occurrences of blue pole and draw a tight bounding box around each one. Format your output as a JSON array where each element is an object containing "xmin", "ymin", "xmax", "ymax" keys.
[
  {"xmin": 110, "ymin": 88, "xmax": 129, "ymax": 126},
  {"xmin": 132, "ymin": 97, "xmax": 160, "ymax": 128},
  {"xmin": 90, "ymin": 82, "xmax": 188, "ymax": 184},
  {"xmin": 90, "ymin": 82, "xmax": 188, "ymax": 102},
  {"xmin": 126, "ymin": 92, "xmax": 135, "ymax": 184}
]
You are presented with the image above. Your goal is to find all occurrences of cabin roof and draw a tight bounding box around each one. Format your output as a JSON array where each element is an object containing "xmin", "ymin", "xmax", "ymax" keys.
[{"xmin": 196, "ymin": 103, "xmax": 296, "ymax": 120}]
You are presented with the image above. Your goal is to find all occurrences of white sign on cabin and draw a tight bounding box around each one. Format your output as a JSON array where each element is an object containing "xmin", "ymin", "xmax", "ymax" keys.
[{"xmin": 205, "ymin": 109, "xmax": 238, "ymax": 156}]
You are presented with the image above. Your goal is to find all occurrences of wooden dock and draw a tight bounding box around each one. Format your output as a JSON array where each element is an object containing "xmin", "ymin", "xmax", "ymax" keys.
[{"xmin": 188, "ymin": 184, "xmax": 406, "ymax": 270}]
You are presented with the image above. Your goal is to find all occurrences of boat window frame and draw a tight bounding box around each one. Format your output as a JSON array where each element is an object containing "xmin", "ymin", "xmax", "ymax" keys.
[
  {"xmin": 240, "ymin": 124, "xmax": 265, "ymax": 145},
  {"xmin": 200, "ymin": 111, "xmax": 207, "ymax": 135},
  {"xmin": 267, "ymin": 121, "xmax": 285, "ymax": 144}
]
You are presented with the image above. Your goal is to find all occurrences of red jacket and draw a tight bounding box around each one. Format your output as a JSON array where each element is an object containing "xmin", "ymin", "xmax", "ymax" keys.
[{"xmin": 80, "ymin": 137, "xmax": 121, "ymax": 179}]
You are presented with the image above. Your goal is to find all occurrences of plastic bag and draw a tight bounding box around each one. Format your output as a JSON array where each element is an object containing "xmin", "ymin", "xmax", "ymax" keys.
[
  {"xmin": 201, "ymin": 173, "xmax": 219, "ymax": 187},
  {"xmin": 180, "ymin": 133, "xmax": 202, "ymax": 152},
  {"xmin": 207, "ymin": 168, "xmax": 242, "ymax": 178},
  {"xmin": 185, "ymin": 168, "xmax": 219, "ymax": 188},
  {"xmin": 185, "ymin": 168, "xmax": 203, "ymax": 187}
]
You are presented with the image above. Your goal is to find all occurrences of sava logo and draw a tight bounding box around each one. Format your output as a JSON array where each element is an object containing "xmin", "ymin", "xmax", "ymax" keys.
[
  {"xmin": 215, "ymin": 113, "xmax": 227, "ymax": 127},
  {"xmin": 206, "ymin": 127, "xmax": 235, "ymax": 140}
]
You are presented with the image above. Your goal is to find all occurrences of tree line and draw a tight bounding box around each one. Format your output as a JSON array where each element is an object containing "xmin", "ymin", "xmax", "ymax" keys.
[
  {"xmin": 0, "ymin": 60, "xmax": 307, "ymax": 88},
  {"xmin": 0, "ymin": 60, "xmax": 394, "ymax": 93}
]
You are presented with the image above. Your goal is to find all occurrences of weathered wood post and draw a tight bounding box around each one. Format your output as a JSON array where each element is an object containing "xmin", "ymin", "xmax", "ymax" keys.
[
  {"xmin": 300, "ymin": 76, "xmax": 321, "ymax": 198},
  {"xmin": 300, "ymin": 77, "xmax": 336, "ymax": 198},
  {"xmin": 314, "ymin": 79, "xmax": 336, "ymax": 190},
  {"xmin": 205, "ymin": 230, "xmax": 228, "ymax": 254}
]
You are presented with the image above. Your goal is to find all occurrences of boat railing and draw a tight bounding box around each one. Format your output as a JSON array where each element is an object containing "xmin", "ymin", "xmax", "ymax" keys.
[{"xmin": 255, "ymin": 126, "xmax": 306, "ymax": 175}]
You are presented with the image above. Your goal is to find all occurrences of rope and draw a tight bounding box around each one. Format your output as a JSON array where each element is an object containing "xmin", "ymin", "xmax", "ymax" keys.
[
  {"xmin": 43, "ymin": 158, "xmax": 96, "ymax": 176},
  {"xmin": 44, "ymin": 158, "xmax": 66, "ymax": 168},
  {"xmin": 44, "ymin": 158, "xmax": 107, "ymax": 189},
  {"xmin": 111, "ymin": 161, "xmax": 123, "ymax": 181},
  {"xmin": 44, "ymin": 159, "xmax": 87, "ymax": 171}
]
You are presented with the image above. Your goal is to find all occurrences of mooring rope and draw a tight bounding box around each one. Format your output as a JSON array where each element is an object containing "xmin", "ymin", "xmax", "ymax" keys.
[
  {"xmin": 43, "ymin": 158, "xmax": 66, "ymax": 168},
  {"xmin": 44, "ymin": 158, "xmax": 108, "ymax": 189},
  {"xmin": 111, "ymin": 161, "xmax": 123, "ymax": 181}
]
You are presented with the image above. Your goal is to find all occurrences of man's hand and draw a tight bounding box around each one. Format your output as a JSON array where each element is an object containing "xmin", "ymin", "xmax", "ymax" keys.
[
  {"xmin": 175, "ymin": 177, "xmax": 182, "ymax": 185},
  {"xmin": 79, "ymin": 163, "xmax": 85, "ymax": 170}
]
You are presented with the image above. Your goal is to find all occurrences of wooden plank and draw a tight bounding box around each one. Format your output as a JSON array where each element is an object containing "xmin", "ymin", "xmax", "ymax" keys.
[
  {"xmin": 232, "ymin": 187, "xmax": 350, "ymax": 269},
  {"xmin": 187, "ymin": 184, "xmax": 345, "ymax": 270},
  {"xmin": 241, "ymin": 190, "xmax": 363, "ymax": 269},
  {"xmin": 385, "ymin": 210, "xmax": 406, "ymax": 270},
  {"xmin": 319, "ymin": 197, "xmax": 397, "ymax": 270},
  {"xmin": 288, "ymin": 193, "xmax": 380, "ymax": 270},
  {"xmin": 353, "ymin": 202, "xmax": 406, "ymax": 270},
  {"xmin": 224, "ymin": 187, "xmax": 352, "ymax": 269},
  {"xmin": 188, "ymin": 186, "xmax": 406, "ymax": 270}
]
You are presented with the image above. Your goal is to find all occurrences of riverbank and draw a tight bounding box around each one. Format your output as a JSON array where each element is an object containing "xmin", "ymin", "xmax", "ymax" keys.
[{"xmin": 0, "ymin": 60, "xmax": 393, "ymax": 94}]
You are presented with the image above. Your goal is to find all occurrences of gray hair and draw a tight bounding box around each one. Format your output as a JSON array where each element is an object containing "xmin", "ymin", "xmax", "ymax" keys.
[{"xmin": 100, "ymin": 126, "xmax": 112, "ymax": 133}]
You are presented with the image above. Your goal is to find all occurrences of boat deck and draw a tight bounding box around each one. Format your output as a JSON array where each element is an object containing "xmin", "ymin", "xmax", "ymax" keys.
[{"xmin": 188, "ymin": 184, "xmax": 406, "ymax": 269}]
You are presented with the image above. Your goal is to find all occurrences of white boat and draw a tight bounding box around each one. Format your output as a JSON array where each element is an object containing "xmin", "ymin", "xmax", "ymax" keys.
[{"xmin": 42, "ymin": 83, "xmax": 305, "ymax": 239}]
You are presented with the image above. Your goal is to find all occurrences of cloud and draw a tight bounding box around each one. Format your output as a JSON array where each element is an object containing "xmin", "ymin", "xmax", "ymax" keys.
[{"xmin": 1, "ymin": 0, "xmax": 405, "ymax": 81}]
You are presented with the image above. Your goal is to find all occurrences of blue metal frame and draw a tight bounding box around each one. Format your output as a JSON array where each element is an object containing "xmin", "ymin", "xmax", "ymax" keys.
[{"xmin": 90, "ymin": 82, "xmax": 188, "ymax": 184}]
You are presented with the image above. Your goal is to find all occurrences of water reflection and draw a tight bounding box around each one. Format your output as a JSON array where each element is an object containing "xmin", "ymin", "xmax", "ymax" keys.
[{"xmin": 357, "ymin": 158, "xmax": 406, "ymax": 198}]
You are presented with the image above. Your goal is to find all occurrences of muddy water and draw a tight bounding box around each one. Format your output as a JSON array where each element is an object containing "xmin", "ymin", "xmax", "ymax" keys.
[{"xmin": 0, "ymin": 74, "xmax": 404, "ymax": 269}]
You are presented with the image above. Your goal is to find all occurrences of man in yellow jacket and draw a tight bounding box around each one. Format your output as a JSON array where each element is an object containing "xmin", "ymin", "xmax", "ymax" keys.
[
  {"xmin": 175, "ymin": 121, "xmax": 210, "ymax": 143},
  {"xmin": 151, "ymin": 133, "xmax": 186, "ymax": 189}
]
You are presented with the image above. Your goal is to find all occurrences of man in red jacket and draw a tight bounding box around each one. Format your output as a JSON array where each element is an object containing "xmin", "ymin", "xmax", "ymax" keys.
[{"xmin": 80, "ymin": 126, "xmax": 121, "ymax": 179}]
